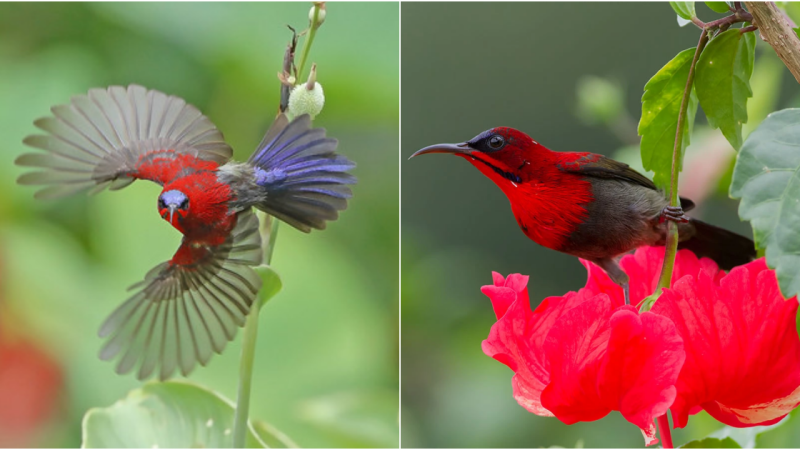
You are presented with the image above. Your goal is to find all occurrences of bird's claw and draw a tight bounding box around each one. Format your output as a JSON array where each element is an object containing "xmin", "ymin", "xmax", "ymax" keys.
[{"xmin": 660, "ymin": 206, "xmax": 690, "ymax": 224}]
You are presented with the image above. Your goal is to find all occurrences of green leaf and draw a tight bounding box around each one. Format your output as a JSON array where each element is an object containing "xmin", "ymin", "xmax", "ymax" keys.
[
  {"xmin": 255, "ymin": 265, "xmax": 283, "ymax": 306},
  {"xmin": 705, "ymin": 1, "xmax": 732, "ymax": 13},
  {"xmin": 677, "ymin": 15, "xmax": 694, "ymax": 27},
  {"xmin": 638, "ymin": 291, "xmax": 662, "ymax": 313},
  {"xmin": 81, "ymin": 381, "xmax": 270, "ymax": 448},
  {"xmin": 695, "ymin": 29, "xmax": 756, "ymax": 150},
  {"xmin": 709, "ymin": 415, "xmax": 789, "ymax": 448},
  {"xmin": 730, "ymin": 109, "xmax": 800, "ymax": 299},
  {"xmin": 671, "ymin": 1, "xmax": 697, "ymax": 19},
  {"xmin": 639, "ymin": 47, "xmax": 699, "ymax": 188},
  {"xmin": 251, "ymin": 420, "xmax": 300, "ymax": 448},
  {"xmin": 681, "ymin": 437, "xmax": 741, "ymax": 448},
  {"xmin": 743, "ymin": 50, "xmax": 785, "ymax": 138}
]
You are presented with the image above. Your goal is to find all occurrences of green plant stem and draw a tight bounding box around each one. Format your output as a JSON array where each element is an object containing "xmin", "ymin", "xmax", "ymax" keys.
[
  {"xmin": 232, "ymin": 215, "xmax": 280, "ymax": 447},
  {"xmin": 232, "ymin": 295, "xmax": 261, "ymax": 447},
  {"xmin": 296, "ymin": 3, "xmax": 322, "ymax": 83},
  {"xmin": 654, "ymin": 30, "xmax": 710, "ymax": 294},
  {"xmin": 651, "ymin": 28, "xmax": 710, "ymax": 450}
]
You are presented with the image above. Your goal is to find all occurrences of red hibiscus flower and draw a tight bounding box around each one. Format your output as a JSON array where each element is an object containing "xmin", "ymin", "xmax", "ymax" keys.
[
  {"xmin": 481, "ymin": 272, "xmax": 685, "ymax": 445},
  {"xmin": 482, "ymin": 247, "xmax": 800, "ymax": 445},
  {"xmin": 652, "ymin": 258, "xmax": 800, "ymax": 429},
  {"xmin": 587, "ymin": 247, "xmax": 800, "ymax": 429},
  {"xmin": 0, "ymin": 335, "xmax": 63, "ymax": 447}
]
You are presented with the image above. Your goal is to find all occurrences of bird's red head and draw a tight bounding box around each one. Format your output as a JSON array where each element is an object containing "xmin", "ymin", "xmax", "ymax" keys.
[
  {"xmin": 158, "ymin": 189, "xmax": 190, "ymax": 230},
  {"xmin": 411, "ymin": 127, "xmax": 594, "ymax": 251},
  {"xmin": 410, "ymin": 127, "xmax": 553, "ymax": 186},
  {"xmin": 157, "ymin": 172, "xmax": 234, "ymax": 240}
]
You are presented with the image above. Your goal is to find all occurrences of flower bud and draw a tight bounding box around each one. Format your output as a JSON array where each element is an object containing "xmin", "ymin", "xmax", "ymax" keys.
[
  {"xmin": 309, "ymin": 3, "xmax": 326, "ymax": 28},
  {"xmin": 287, "ymin": 82, "xmax": 325, "ymax": 120}
]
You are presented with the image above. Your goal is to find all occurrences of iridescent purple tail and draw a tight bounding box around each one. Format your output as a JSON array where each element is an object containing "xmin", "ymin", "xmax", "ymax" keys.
[{"xmin": 248, "ymin": 114, "xmax": 356, "ymax": 232}]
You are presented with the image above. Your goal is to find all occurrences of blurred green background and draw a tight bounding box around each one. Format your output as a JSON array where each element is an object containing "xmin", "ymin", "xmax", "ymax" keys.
[
  {"xmin": 0, "ymin": 2, "xmax": 398, "ymax": 448},
  {"xmin": 401, "ymin": 2, "xmax": 800, "ymax": 448}
]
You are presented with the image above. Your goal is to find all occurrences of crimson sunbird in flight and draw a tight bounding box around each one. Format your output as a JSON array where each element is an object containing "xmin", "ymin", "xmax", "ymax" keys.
[
  {"xmin": 411, "ymin": 127, "xmax": 754, "ymax": 302},
  {"xmin": 17, "ymin": 85, "xmax": 355, "ymax": 380}
]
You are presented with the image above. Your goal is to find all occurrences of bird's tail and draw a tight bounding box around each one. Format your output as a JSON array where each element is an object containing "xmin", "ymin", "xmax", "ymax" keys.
[
  {"xmin": 247, "ymin": 114, "xmax": 356, "ymax": 232},
  {"xmin": 679, "ymin": 218, "xmax": 756, "ymax": 270}
]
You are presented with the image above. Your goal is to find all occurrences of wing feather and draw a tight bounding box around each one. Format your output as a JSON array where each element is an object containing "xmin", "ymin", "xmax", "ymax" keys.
[
  {"xmin": 98, "ymin": 210, "xmax": 263, "ymax": 380},
  {"xmin": 17, "ymin": 85, "xmax": 233, "ymax": 199},
  {"xmin": 243, "ymin": 114, "xmax": 356, "ymax": 232},
  {"xmin": 559, "ymin": 154, "xmax": 658, "ymax": 191}
]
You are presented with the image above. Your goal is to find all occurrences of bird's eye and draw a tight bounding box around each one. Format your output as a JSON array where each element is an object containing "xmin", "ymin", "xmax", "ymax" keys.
[
  {"xmin": 180, "ymin": 198, "xmax": 189, "ymax": 210},
  {"xmin": 158, "ymin": 198, "xmax": 166, "ymax": 209},
  {"xmin": 488, "ymin": 135, "xmax": 505, "ymax": 150}
]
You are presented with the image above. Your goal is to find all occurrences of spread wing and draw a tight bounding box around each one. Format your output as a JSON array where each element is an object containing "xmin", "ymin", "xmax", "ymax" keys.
[
  {"xmin": 558, "ymin": 153, "xmax": 657, "ymax": 191},
  {"xmin": 17, "ymin": 85, "xmax": 232, "ymax": 199},
  {"xmin": 98, "ymin": 210, "xmax": 263, "ymax": 381}
]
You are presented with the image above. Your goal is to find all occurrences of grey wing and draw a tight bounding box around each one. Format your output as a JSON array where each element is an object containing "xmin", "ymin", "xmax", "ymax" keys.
[
  {"xmin": 17, "ymin": 85, "xmax": 232, "ymax": 199},
  {"xmin": 97, "ymin": 210, "xmax": 263, "ymax": 381},
  {"xmin": 559, "ymin": 154, "xmax": 658, "ymax": 191}
]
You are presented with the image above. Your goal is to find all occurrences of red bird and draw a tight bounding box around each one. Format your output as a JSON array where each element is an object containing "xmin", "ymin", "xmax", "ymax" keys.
[
  {"xmin": 412, "ymin": 127, "xmax": 754, "ymax": 302},
  {"xmin": 17, "ymin": 85, "xmax": 355, "ymax": 380}
]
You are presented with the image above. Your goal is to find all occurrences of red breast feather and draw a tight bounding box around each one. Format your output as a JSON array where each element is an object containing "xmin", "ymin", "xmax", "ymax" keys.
[{"xmin": 459, "ymin": 150, "xmax": 594, "ymax": 251}]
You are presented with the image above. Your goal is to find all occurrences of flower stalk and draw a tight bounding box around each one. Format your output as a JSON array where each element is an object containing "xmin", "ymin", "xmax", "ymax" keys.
[
  {"xmin": 652, "ymin": 30, "xmax": 710, "ymax": 296},
  {"xmin": 648, "ymin": 27, "xmax": 710, "ymax": 448},
  {"xmin": 296, "ymin": 2, "xmax": 324, "ymax": 83},
  {"xmin": 657, "ymin": 414, "xmax": 674, "ymax": 448},
  {"xmin": 232, "ymin": 4, "xmax": 325, "ymax": 444},
  {"xmin": 232, "ymin": 215, "xmax": 280, "ymax": 448}
]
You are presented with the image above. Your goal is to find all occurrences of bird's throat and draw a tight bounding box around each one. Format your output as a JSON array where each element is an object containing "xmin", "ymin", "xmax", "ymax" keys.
[{"xmin": 461, "ymin": 154, "xmax": 593, "ymax": 251}]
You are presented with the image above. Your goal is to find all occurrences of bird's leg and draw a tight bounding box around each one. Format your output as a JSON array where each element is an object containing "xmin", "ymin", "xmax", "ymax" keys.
[
  {"xmin": 595, "ymin": 257, "xmax": 631, "ymax": 305},
  {"xmin": 623, "ymin": 282, "xmax": 630, "ymax": 306},
  {"xmin": 660, "ymin": 206, "xmax": 690, "ymax": 223}
]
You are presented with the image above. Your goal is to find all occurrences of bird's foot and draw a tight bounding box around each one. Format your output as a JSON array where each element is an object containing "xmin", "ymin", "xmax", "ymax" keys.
[{"xmin": 659, "ymin": 206, "xmax": 689, "ymax": 224}]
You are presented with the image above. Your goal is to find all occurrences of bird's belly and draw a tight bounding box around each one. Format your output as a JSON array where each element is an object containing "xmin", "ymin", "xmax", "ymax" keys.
[{"xmin": 560, "ymin": 179, "xmax": 668, "ymax": 260}]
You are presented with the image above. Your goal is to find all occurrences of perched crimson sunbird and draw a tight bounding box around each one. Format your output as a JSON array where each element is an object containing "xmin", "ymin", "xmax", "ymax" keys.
[
  {"xmin": 17, "ymin": 85, "xmax": 355, "ymax": 380},
  {"xmin": 412, "ymin": 127, "xmax": 754, "ymax": 302}
]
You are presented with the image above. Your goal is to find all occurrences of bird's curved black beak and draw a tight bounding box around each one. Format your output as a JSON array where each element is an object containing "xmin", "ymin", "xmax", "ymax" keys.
[{"xmin": 409, "ymin": 142, "xmax": 472, "ymax": 160}]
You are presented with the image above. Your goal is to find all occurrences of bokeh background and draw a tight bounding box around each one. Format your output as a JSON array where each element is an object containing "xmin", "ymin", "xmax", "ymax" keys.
[
  {"xmin": 401, "ymin": 2, "xmax": 800, "ymax": 448},
  {"xmin": 0, "ymin": 2, "xmax": 398, "ymax": 448}
]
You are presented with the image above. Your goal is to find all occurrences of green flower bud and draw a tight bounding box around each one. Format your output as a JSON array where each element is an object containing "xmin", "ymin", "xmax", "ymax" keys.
[
  {"xmin": 309, "ymin": 3, "xmax": 326, "ymax": 28},
  {"xmin": 288, "ymin": 82, "xmax": 325, "ymax": 120}
]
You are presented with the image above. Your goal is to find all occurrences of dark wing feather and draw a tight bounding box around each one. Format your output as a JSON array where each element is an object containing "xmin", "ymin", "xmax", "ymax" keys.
[
  {"xmin": 97, "ymin": 210, "xmax": 262, "ymax": 381},
  {"xmin": 247, "ymin": 114, "xmax": 356, "ymax": 232},
  {"xmin": 559, "ymin": 154, "xmax": 657, "ymax": 191},
  {"xmin": 17, "ymin": 85, "xmax": 232, "ymax": 199},
  {"xmin": 558, "ymin": 154, "xmax": 699, "ymax": 209}
]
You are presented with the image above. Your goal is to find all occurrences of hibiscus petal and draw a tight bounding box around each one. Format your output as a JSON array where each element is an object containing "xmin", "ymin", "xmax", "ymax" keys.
[
  {"xmin": 540, "ymin": 294, "xmax": 612, "ymax": 424},
  {"xmin": 653, "ymin": 259, "xmax": 800, "ymax": 428},
  {"xmin": 482, "ymin": 272, "xmax": 530, "ymax": 318},
  {"xmin": 481, "ymin": 294, "xmax": 553, "ymax": 416},
  {"xmin": 481, "ymin": 278, "xmax": 590, "ymax": 417},
  {"xmin": 598, "ymin": 307, "xmax": 684, "ymax": 434},
  {"xmin": 620, "ymin": 247, "xmax": 723, "ymax": 305},
  {"xmin": 578, "ymin": 259, "xmax": 624, "ymax": 303},
  {"xmin": 540, "ymin": 297, "xmax": 684, "ymax": 443}
]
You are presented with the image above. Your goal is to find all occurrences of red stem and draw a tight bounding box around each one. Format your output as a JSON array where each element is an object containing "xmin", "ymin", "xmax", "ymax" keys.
[
  {"xmin": 690, "ymin": 8, "xmax": 753, "ymax": 30},
  {"xmin": 657, "ymin": 414, "xmax": 674, "ymax": 448}
]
